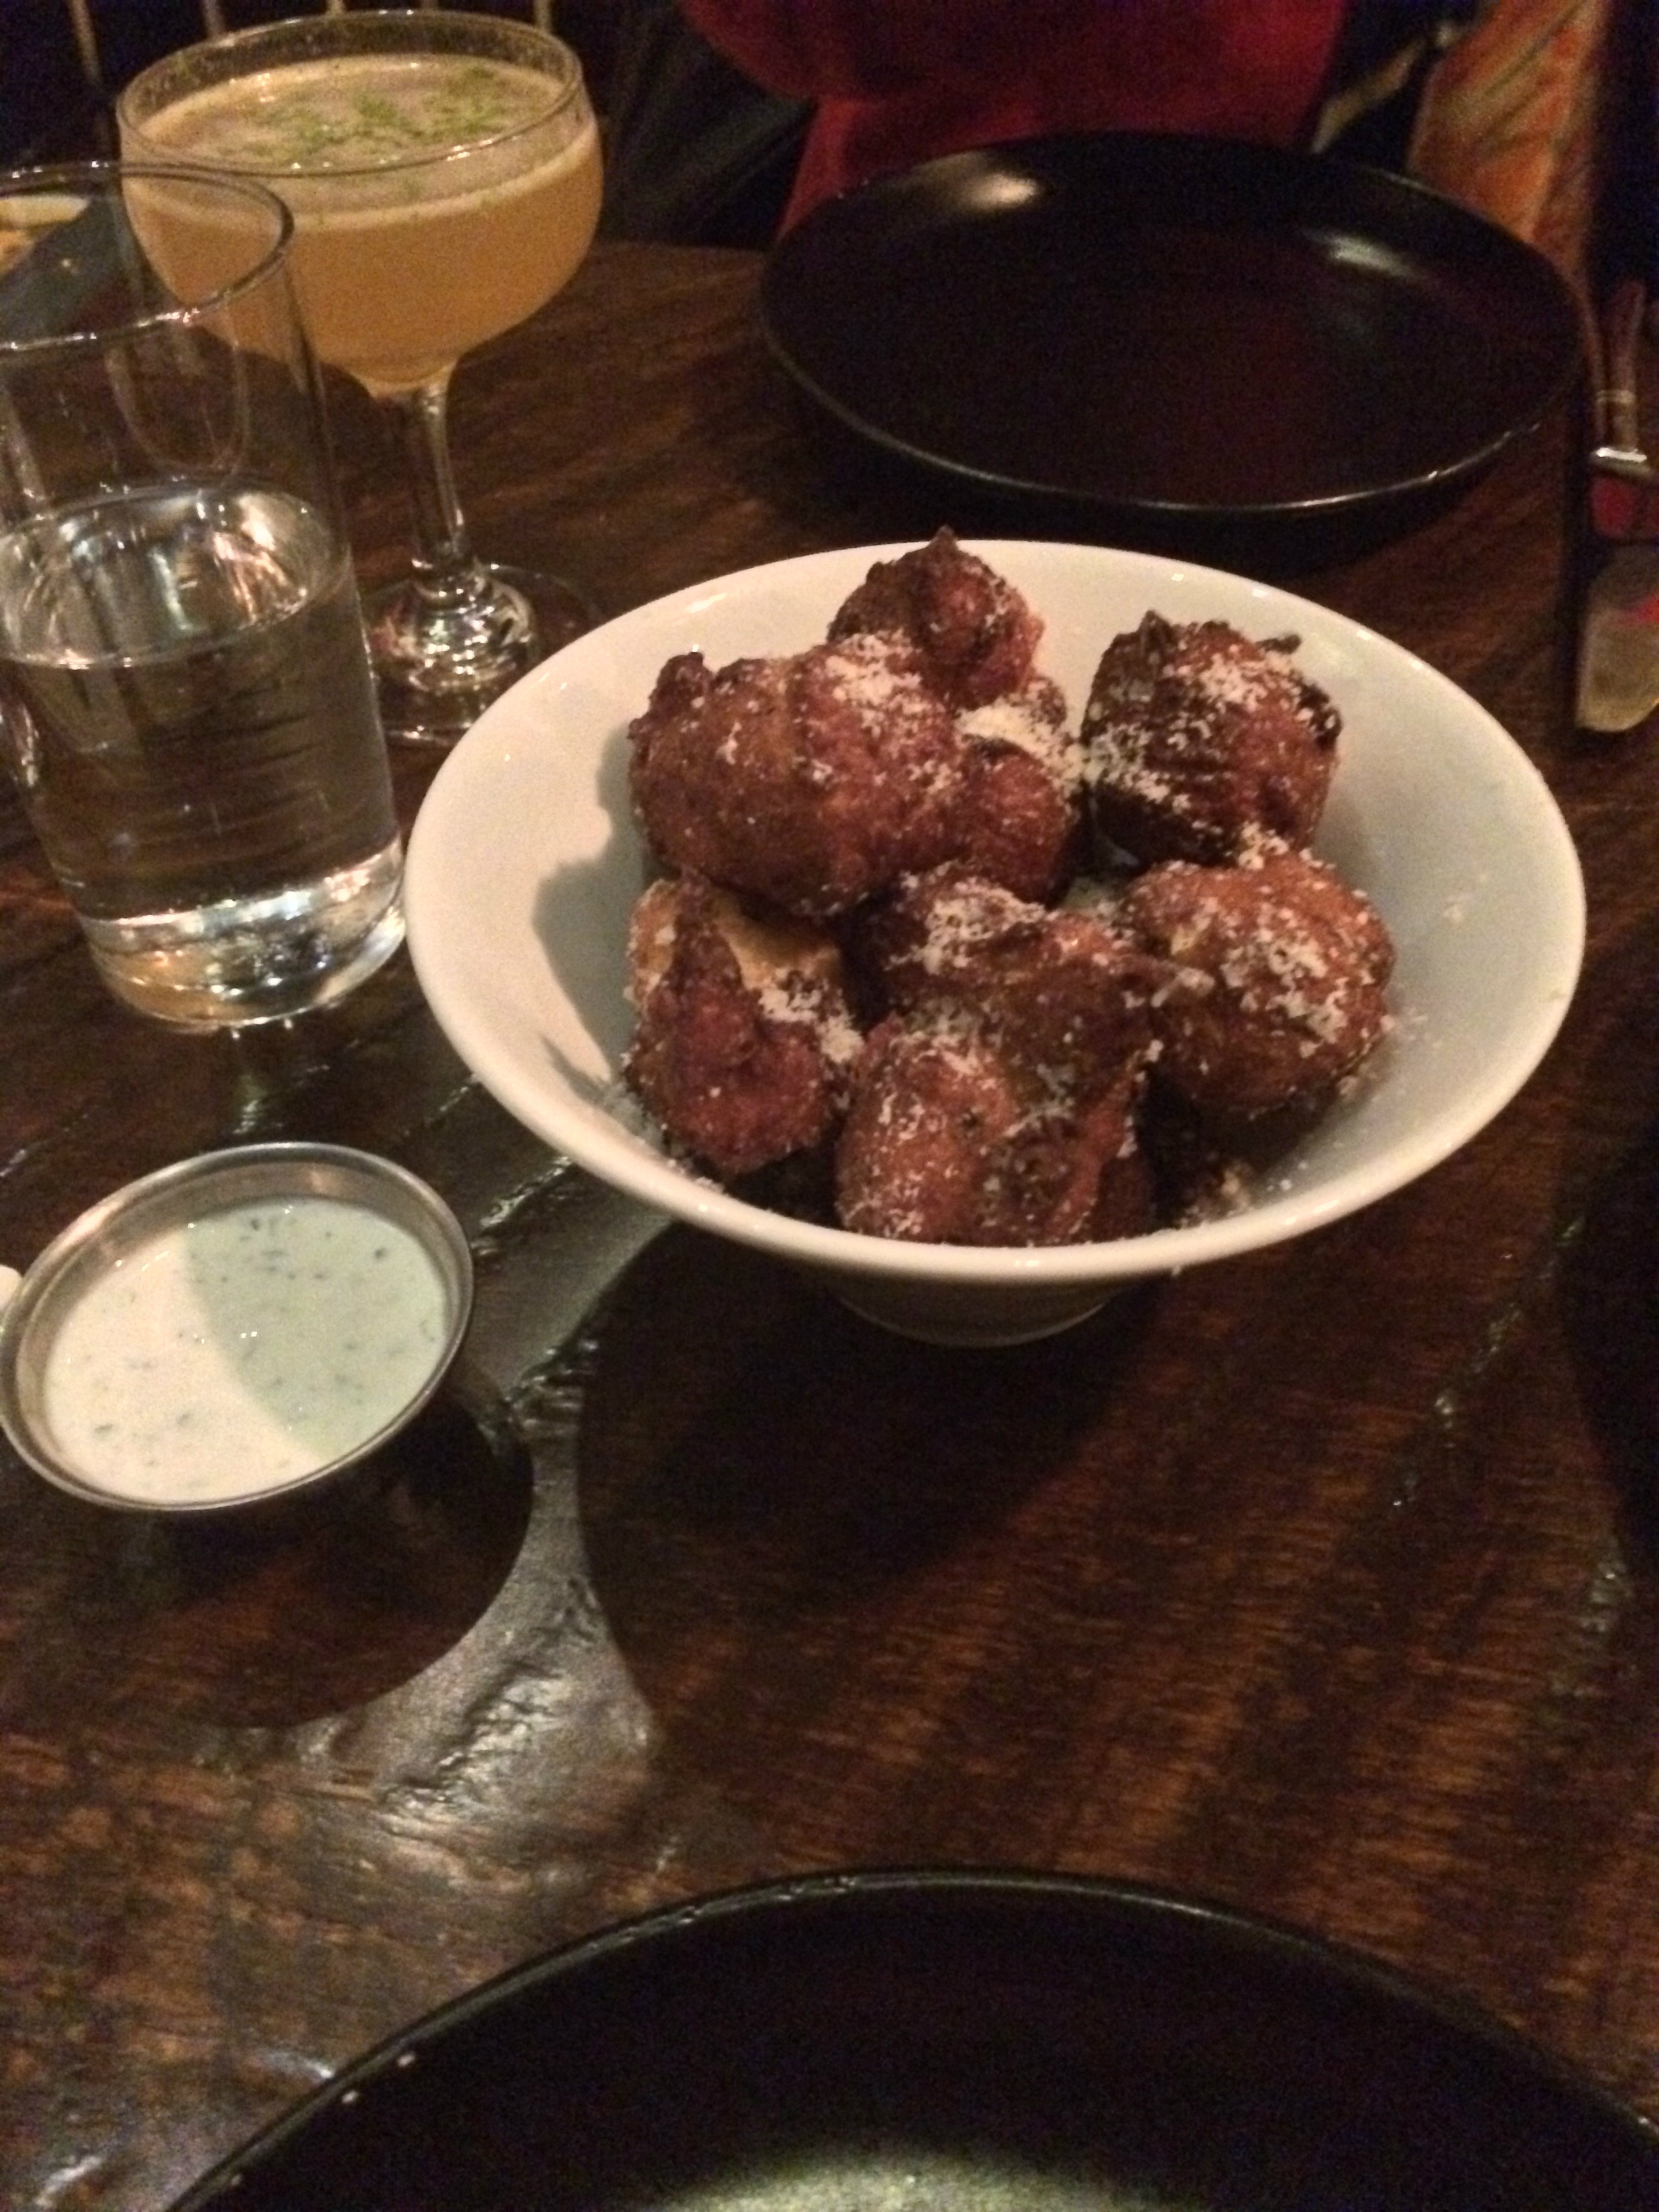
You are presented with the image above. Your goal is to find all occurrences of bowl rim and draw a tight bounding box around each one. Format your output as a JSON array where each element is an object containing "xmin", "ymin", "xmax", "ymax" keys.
[
  {"xmin": 405, "ymin": 537, "xmax": 1586, "ymax": 1288},
  {"xmin": 165, "ymin": 1866, "xmax": 1659, "ymax": 2210}
]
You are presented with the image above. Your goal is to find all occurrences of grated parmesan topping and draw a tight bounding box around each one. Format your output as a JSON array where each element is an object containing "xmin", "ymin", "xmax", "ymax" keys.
[
  {"xmin": 910, "ymin": 884, "xmax": 1024, "ymax": 972},
  {"xmin": 754, "ymin": 975, "xmax": 865, "ymax": 1067},
  {"xmin": 818, "ymin": 633, "xmax": 926, "ymax": 719},
  {"xmin": 957, "ymin": 697, "xmax": 1083, "ymax": 787}
]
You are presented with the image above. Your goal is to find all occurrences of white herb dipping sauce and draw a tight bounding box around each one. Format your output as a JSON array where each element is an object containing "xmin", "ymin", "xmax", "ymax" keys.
[{"xmin": 40, "ymin": 1195, "xmax": 450, "ymax": 1502}]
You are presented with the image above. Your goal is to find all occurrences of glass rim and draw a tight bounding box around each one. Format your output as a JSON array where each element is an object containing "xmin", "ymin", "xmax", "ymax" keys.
[
  {"xmin": 116, "ymin": 9, "xmax": 591, "ymax": 185},
  {"xmin": 0, "ymin": 159, "xmax": 295, "ymax": 359}
]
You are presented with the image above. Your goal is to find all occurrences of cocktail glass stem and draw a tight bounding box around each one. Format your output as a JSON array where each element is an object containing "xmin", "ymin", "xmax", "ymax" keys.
[
  {"xmin": 396, "ymin": 373, "xmax": 477, "ymax": 599},
  {"xmin": 365, "ymin": 371, "xmax": 542, "ymax": 744}
]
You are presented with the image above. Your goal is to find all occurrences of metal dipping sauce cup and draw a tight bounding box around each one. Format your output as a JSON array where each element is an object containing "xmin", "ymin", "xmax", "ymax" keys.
[
  {"xmin": 0, "ymin": 163, "xmax": 403, "ymax": 1028},
  {"xmin": 0, "ymin": 1144, "xmax": 474, "ymax": 1514}
]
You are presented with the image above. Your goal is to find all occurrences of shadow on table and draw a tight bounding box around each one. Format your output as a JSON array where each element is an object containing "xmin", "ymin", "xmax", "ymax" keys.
[
  {"xmin": 572, "ymin": 1220, "xmax": 1157, "ymax": 1778},
  {"xmin": 1, "ymin": 1361, "xmax": 534, "ymax": 1729}
]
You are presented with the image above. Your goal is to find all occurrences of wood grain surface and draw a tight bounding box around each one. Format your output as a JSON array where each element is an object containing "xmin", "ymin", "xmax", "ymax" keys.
[{"xmin": 3, "ymin": 240, "xmax": 1656, "ymax": 2211}]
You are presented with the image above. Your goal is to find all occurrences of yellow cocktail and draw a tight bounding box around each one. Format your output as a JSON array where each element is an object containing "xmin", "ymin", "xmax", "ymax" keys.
[{"xmin": 120, "ymin": 14, "xmax": 603, "ymax": 742}]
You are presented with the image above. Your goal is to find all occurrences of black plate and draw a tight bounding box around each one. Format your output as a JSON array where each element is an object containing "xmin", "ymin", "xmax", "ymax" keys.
[
  {"xmin": 761, "ymin": 135, "xmax": 1584, "ymax": 566},
  {"xmin": 172, "ymin": 1870, "xmax": 1658, "ymax": 2209}
]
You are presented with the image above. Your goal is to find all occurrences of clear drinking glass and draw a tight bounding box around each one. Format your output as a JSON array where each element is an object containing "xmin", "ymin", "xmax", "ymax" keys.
[
  {"xmin": 118, "ymin": 10, "xmax": 604, "ymax": 746},
  {"xmin": 0, "ymin": 163, "xmax": 403, "ymax": 1028}
]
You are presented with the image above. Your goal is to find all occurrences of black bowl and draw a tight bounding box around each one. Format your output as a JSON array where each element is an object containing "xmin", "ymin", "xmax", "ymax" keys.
[
  {"xmin": 761, "ymin": 134, "xmax": 1584, "ymax": 570},
  {"xmin": 171, "ymin": 1870, "xmax": 1658, "ymax": 2210}
]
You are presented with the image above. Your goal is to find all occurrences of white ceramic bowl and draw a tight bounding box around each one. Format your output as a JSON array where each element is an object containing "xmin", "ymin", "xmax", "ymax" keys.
[{"xmin": 405, "ymin": 541, "xmax": 1584, "ymax": 1347}]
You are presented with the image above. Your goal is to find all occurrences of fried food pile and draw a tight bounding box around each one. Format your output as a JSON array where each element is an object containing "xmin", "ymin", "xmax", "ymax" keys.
[{"xmin": 622, "ymin": 530, "xmax": 1393, "ymax": 1245}]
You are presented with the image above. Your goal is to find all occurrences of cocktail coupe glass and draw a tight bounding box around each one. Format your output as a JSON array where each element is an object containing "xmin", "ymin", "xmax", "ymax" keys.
[{"xmin": 119, "ymin": 10, "xmax": 604, "ymax": 745}]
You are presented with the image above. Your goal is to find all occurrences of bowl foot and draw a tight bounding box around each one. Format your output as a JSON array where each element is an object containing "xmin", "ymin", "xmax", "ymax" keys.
[{"xmin": 822, "ymin": 1272, "xmax": 1121, "ymax": 1347}]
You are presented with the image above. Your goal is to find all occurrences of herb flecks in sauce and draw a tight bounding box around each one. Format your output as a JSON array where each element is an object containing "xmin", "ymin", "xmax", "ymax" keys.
[{"xmin": 41, "ymin": 1195, "xmax": 451, "ymax": 1502}]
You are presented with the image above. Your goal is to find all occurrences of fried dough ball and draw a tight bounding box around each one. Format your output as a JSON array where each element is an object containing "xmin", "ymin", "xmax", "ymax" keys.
[
  {"xmin": 1083, "ymin": 611, "xmax": 1340, "ymax": 865},
  {"xmin": 827, "ymin": 531, "xmax": 1082, "ymax": 898},
  {"xmin": 1120, "ymin": 844, "xmax": 1393, "ymax": 1119},
  {"xmin": 624, "ymin": 875, "xmax": 861, "ymax": 1179},
  {"xmin": 627, "ymin": 632, "xmax": 962, "ymax": 919},
  {"xmin": 946, "ymin": 676, "xmax": 1087, "ymax": 901},
  {"xmin": 834, "ymin": 867, "xmax": 1162, "ymax": 1245},
  {"xmin": 858, "ymin": 864, "xmax": 1164, "ymax": 1084},
  {"xmin": 828, "ymin": 526, "xmax": 1043, "ymax": 708},
  {"xmin": 615, "ymin": 544, "xmax": 1394, "ymax": 1250},
  {"xmin": 834, "ymin": 1014, "xmax": 1155, "ymax": 1246}
]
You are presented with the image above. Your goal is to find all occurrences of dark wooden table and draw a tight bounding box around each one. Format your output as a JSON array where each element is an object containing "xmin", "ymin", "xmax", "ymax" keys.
[{"xmin": 3, "ymin": 239, "xmax": 1658, "ymax": 2211}]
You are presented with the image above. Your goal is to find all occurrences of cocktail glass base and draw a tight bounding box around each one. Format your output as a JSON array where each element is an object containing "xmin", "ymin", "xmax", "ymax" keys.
[{"xmin": 367, "ymin": 563, "xmax": 599, "ymax": 746}]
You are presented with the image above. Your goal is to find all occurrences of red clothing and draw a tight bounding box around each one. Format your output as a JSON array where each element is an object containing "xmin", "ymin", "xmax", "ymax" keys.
[{"xmin": 678, "ymin": 0, "xmax": 1350, "ymax": 228}]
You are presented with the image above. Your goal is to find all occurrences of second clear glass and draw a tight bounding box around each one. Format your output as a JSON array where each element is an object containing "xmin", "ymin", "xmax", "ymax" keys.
[{"xmin": 0, "ymin": 163, "xmax": 403, "ymax": 1026}]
